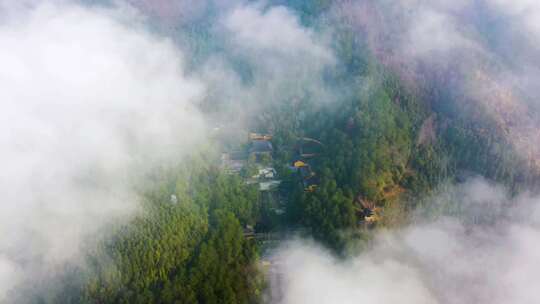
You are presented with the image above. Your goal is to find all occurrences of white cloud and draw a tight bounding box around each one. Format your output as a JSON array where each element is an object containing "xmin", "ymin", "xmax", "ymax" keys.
[
  {"xmin": 223, "ymin": 4, "xmax": 332, "ymax": 61},
  {"xmin": 271, "ymin": 179, "xmax": 540, "ymax": 304},
  {"xmin": 217, "ymin": 4, "xmax": 335, "ymax": 107},
  {"xmin": 491, "ymin": 0, "xmax": 540, "ymax": 40},
  {"xmin": 273, "ymin": 241, "xmax": 436, "ymax": 304},
  {"xmin": 191, "ymin": 2, "xmax": 337, "ymax": 131},
  {"xmin": 406, "ymin": 8, "xmax": 477, "ymax": 58},
  {"xmin": 0, "ymin": 2, "xmax": 206, "ymax": 300}
]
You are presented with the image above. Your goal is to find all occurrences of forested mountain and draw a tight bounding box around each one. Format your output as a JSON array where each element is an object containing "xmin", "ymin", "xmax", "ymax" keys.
[
  {"xmin": 7, "ymin": 1, "xmax": 540, "ymax": 303},
  {"xmin": 15, "ymin": 156, "xmax": 262, "ymax": 304}
]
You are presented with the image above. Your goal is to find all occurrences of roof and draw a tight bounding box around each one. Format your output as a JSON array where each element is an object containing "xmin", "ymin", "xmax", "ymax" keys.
[
  {"xmin": 293, "ymin": 160, "xmax": 307, "ymax": 168},
  {"xmin": 221, "ymin": 153, "xmax": 246, "ymax": 173},
  {"xmin": 260, "ymin": 180, "xmax": 281, "ymax": 191},
  {"xmin": 249, "ymin": 133, "xmax": 273, "ymax": 141},
  {"xmin": 249, "ymin": 140, "xmax": 273, "ymax": 153},
  {"xmin": 252, "ymin": 167, "xmax": 277, "ymax": 180}
]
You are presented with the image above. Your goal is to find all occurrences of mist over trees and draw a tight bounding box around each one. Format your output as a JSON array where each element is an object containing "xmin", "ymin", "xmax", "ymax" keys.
[{"xmin": 2, "ymin": 0, "xmax": 540, "ymax": 303}]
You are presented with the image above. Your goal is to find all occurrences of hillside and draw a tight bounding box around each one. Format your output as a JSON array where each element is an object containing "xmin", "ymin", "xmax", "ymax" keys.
[{"xmin": 3, "ymin": 1, "xmax": 540, "ymax": 304}]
